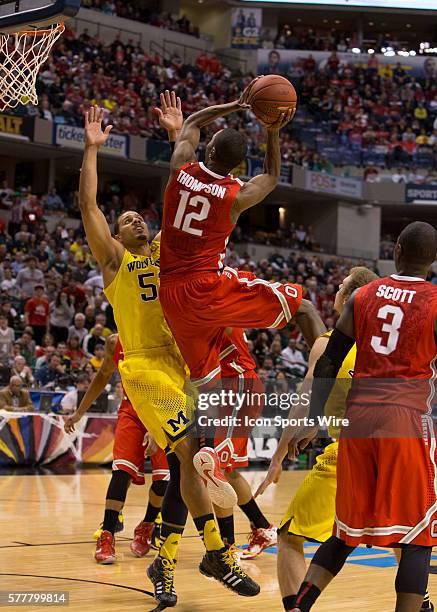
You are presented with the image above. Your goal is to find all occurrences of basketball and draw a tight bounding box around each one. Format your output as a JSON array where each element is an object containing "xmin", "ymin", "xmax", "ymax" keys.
[{"xmin": 248, "ymin": 75, "xmax": 297, "ymax": 126}]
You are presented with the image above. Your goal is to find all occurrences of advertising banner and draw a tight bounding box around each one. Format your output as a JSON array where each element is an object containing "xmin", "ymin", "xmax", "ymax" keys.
[
  {"xmin": 54, "ymin": 124, "xmax": 128, "ymax": 157},
  {"xmin": 231, "ymin": 8, "xmax": 262, "ymax": 49}
]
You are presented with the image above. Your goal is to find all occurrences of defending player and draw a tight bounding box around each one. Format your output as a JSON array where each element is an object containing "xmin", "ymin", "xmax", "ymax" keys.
[
  {"xmin": 159, "ymin": 81, "xmax": 325, "ymax": 499},
  {"xmin": 286, "ymin": 222, "xmax": 437, "ymax": 612},
  {"xmin": 79, "ymin": 103, "xmax": 260, "ymax": 605},
  {"xmin": 64, "ymin": 334, "xmax": 169, "ymax": 564}
]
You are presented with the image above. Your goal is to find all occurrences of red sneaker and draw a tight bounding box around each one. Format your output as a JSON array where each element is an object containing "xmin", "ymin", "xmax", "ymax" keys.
[
  {"xmin": 193, "ymin": 447, "xmax": 237, "ymax": 509},
  {"xmin": 130, "ymin": 521, "xmax": 154, "ymax": 557},
  {"xmin": 95, "ymin": 530, "xmax": 116, "ymax": 564},
  {"xmin": 240, "ymin": 524, "xmax": 277, "ymax": 560}
]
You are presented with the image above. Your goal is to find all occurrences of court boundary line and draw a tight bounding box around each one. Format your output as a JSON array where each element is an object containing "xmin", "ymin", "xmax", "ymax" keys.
[{"xmin": 0, "ymin": 573, "xmax": 154, "ymax": 597}]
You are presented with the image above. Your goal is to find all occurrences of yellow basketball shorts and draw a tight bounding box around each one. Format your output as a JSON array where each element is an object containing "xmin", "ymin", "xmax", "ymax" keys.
[
  {"xmin": 118, "ymin": 346, "xmax": 195, "ymax": 452},
  {"xmin": 279, "ymin": 442, "xmax": 338, "ymax": 543}
]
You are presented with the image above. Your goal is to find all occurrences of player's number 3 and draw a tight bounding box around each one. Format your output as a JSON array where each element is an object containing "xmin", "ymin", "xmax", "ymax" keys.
[
  {"xmin": 371, "ymin": 304, "xmax": 404, "ymax": 355},
  {"xmin": 174, "ymin": 191, "xmax": 211, "ymax": 237}
]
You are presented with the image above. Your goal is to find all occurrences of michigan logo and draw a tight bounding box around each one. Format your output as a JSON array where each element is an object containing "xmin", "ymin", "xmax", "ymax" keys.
[{"xmin": 167, "ymin": 410, "xmax": 190, "ymax": 433}]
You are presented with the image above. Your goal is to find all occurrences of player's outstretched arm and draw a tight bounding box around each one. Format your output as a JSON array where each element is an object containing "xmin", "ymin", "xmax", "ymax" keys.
[
  {"xmin": 64, "ymin": 335, "xmax": 117, "ymax": 434},
  {"xmin": 231, "ymin": 110, "xmax": 294, "ymax": 221},
  {"xmin": 79, "ymin": 106, "xmax": 124, "ymax": 281},
  {"xmin": 169, "ymin": 80, "xmax": 262, "ymax": 175},
  {"xmin": 293, "ymin": 298, "xmax": 326, "ymax": 349},
  {"xmin": 255, "ymin": 335, "xmax": 328, "ymax": 497},
  {"xmin": 170, "ymin": 99, "xmax": 242, "ymax": 174}
]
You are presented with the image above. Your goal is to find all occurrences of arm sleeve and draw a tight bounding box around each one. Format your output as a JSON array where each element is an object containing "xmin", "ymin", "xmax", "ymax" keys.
[{"xmin": 309, "ymin": 328, "xmax": 355, "ymax": 420}]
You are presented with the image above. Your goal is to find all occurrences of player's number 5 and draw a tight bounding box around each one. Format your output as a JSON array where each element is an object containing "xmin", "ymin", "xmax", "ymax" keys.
[
  {"xmin": 138, "ymin": 272, "xmax": 158, "ymax": 302},
  {"xmin": 174, "ymin": 191, "xmax": 211, "ymax": 237},
  {"xmin": 371, "ymin": 304, "xmax": 404, "ymax": 356}
]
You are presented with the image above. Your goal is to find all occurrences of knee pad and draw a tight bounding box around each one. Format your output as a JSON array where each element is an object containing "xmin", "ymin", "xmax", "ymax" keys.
[
  {"xmin": 106, "ymin": 469, "xmax": 131, "ymax": 502},
  {"xmin": 395, "ymin": 545, "xmax": 432, "ymax": 596},
  {"xmin": 312, "ymin": 536, "xmax": 355, "ymax": 576}
]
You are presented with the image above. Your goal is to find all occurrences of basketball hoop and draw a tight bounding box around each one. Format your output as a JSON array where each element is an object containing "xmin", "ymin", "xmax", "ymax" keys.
[{"xmin": 0, "ymin": 22, "xmax": 64, "ymax": 108}]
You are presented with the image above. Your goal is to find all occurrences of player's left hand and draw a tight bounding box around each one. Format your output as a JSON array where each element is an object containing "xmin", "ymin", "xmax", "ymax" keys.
[
  {"xmin": 154, "ymin": 90, "xmax": 183, "ymax": 132},
  {"xmin": 260, "ymin": 107, "xmax": 296, "ymax": 131},
  {"xmin": 143, "ymin": 431, "xmax": 158, "ymax": 457},
  {"xmin": 84, "ymin": 105, "xmax": 113, "ymax": 148}
]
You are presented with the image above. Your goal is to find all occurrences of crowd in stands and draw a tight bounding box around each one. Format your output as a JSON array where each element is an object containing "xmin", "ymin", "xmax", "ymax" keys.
[
  {"xmin": 82, "ymin": 0, "xmax": 198, "ymax": 37},
  {"xmin": 21, "ymin": 24, "xmax": 437, "ymax": 182}
]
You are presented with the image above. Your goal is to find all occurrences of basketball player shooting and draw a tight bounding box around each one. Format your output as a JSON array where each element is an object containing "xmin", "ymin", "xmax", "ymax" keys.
[
  {"xmin": 79, "ymin": 101, "xmax": 260, "ymax": 606},
  {"xmin": 286, "ymin": 221, "xmax": 437, "ymax": 612},
  {"xmin": 159, "ymin": 78, "xmax": 325, "ymax": 498}
]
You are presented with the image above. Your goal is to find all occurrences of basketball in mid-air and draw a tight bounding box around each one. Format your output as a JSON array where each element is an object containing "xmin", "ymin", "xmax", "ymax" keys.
[{"xmin": 247, "ymin": 75, "xmax": 297, "ymax": 126}]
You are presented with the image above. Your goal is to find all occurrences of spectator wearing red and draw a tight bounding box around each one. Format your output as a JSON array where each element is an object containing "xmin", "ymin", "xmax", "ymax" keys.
[{"xmin": 24, "ymin": 285, "xmax": 49, "ymax": 345}]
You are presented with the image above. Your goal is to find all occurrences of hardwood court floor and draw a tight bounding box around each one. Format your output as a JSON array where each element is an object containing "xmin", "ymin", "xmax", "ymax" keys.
[{"xmin": 1, "ymin": 470, "xmax": 435, "ymax": 611}]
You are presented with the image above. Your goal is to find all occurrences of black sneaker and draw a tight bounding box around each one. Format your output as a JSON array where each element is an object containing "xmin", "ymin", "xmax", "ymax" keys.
[
  {"xmin": 147, "ymin": 556, "xmax": 177, "ymax": 607},
  {"xmin": 421, "ymin": 603, "xmax": 434, "ymax": 611},
  {"xmin": 199, "ymin": 546, "xmax": 260, "ymax": 597}
]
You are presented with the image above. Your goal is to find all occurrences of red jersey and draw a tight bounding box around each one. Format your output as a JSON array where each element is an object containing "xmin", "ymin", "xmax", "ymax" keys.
[
  {"xmin": 113, "ymin": 339, "xmax": 124, "ymax": 368},
  {"xmin": 161, "ymin": 162, "xmax": 243, "ymax": 281},
  {"xmin": 350, "ymin": 274, "xmax": 437, "ymax": 413}
]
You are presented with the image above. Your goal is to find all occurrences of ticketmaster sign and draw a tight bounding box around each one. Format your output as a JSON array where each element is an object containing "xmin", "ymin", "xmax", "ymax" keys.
[
  {"xmin": 306, "ymin": 171, "xmax": 363, "ymax": 199},
  {"xmin": 54, "ymin": 125, "xmax": 128, "ymax": 157}
]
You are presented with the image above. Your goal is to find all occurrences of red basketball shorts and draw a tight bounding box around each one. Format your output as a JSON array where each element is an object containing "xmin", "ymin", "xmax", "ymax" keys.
[
  {"xmin": 160, "ymin": 266, "xmax": 302, "ymax": 385},
  {"xmin": 112, "ymin": 399, "xmax": 169, "ymax": 485},
  {"xmin": 214, "ymin": 370, "xmax": 264, "ymax": 472},
  {"xmin": 335, "ymin": 413, "xmax": 437, "ymax": 547}
]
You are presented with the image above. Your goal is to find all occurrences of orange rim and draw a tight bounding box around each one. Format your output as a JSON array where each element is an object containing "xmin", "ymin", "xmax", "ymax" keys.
[{"xmin": 10, "ymin": 22, "xmax": 64, "ymax": 37}]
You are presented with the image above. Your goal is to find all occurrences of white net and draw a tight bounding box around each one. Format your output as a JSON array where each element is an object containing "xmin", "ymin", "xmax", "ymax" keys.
[{"xmin": 0, "ymin": 22, "xmax": 64, "ymax": 108}]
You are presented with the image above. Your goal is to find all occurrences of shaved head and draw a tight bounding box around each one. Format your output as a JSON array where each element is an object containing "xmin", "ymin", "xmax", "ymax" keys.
[{"xmin": 396, "ymin": 222, "xmax": 437, "ymax": 268}]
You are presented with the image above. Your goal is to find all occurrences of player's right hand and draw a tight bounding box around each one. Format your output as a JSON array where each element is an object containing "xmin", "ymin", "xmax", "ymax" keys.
[
  {"xmin": 238, "ymin": 76, "xmax": 263, "ymax": 108},
  {"xmin": 64, "ymin": 413, "xmax": 80, "ymax": 434},
  {"xmin": 84, "ymin": 105, "xmax": 113, "ymax": 148},
  {"xmin": 254, "ymin": 453, "xmax": 283, "ymax": 497}
]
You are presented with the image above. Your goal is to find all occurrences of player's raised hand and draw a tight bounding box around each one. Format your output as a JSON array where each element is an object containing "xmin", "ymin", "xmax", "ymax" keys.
[
  {"xmin": 84, "ymin": 105, "xmax": 113, "ymax": 148},
  {"xmin": 64, "ymin": 412, "xmax": 81, "ymax": 434},
  {"xmin": 154, "ymin": 90, "xmax": 183, "ymax": 133},
  {"xmin": 260, "ymin": 107, "xmax": 295, "ymax": 131},
  {"xmin": 238, "ymin": 76, "xmax": 263, "ymax": 109}
]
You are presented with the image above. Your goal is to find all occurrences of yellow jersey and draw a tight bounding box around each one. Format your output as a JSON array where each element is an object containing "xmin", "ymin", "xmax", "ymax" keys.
[
  {"xmin": 104, "ymin": 240, "xmax": 175, "ymax": 354},
  {"xmin": 322, "ymin": 330, "xmax": 356, "ymax": 438}
]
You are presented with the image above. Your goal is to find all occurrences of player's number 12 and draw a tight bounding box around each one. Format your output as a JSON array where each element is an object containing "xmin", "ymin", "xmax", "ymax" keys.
[{"xmin": 174, "ymin": 191, "xmax": 211, "ymax": 237}]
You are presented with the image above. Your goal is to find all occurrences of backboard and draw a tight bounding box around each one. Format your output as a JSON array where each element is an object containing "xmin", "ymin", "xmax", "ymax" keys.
[{"xmin": 0, "ymin": 0, "xmax": 80, "ymax": 33}]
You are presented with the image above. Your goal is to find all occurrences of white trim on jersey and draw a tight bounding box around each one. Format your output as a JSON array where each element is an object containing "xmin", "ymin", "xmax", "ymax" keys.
[
  {"xmin": 230, "ymin": 174, "xmax": 244, "ymax": 186},
  {"xmin": 223, "ymin": 266, "xmax": 292, "ymax": 325},
  {"xmin": 112, "ymin": 459, "xmax": 144, "ymax": 478},
  {"xmin": 199, "ymin": 161, "xmax": 225, "ymax": 180},
  {"xmin": 219, "ymin": 344, "xmax": 237, "ymax": 361},
  {"xmin": 426, "ymin": 355, "xmax": 437, "ymax": 415},
  {"xmin": 335, "ymin": 516, "xmax": 412, "ymax": 538},
  {"xmin": 191, "ymin": 365, "xmax": 221, "ymax": 387},
  {"xmin": 152, "ymin": 469, "xmax": 171, "ymax": 481},
  {"xmin": 226, "ymin": 364, "xmax": 246, "ymax": 438},
  {"xmin": 390, "ymin": 274, "xmax": 425, "ymax": 282},
  {"xmin": 399, "ymin": 415, "xmax": 437, "ymax": 545}
]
